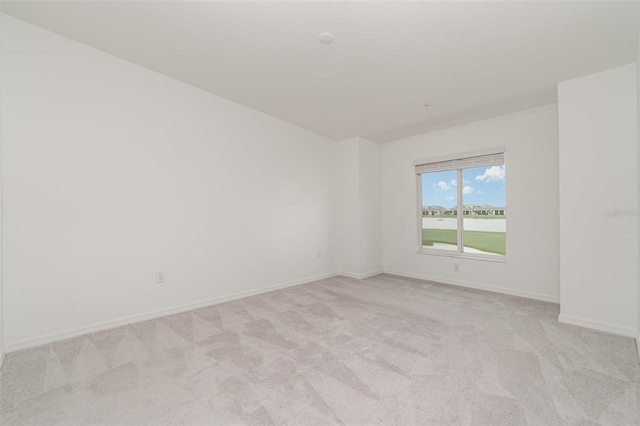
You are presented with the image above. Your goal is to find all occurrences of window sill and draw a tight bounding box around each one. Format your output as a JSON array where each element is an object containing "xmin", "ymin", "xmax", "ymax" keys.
[{"xmin": 416, "ymin": 248, "xmax": 506, "ymax": 263}]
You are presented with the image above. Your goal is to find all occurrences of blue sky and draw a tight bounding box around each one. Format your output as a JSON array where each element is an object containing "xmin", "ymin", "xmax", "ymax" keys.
[{"xmin": 421, "ymin": 166, "xmax": 506, "ymax": 208}]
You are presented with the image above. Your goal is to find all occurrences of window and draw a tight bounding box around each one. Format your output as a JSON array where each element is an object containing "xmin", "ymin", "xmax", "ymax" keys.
[{"xmin": 415, "ymin": 150, "xmax": 506, "ymax": 259}]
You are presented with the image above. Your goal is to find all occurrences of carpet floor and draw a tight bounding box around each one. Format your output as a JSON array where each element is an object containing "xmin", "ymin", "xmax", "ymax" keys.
[{"xmin": 1, "ymin": 274, "xmax": 639, "ymax": 425}]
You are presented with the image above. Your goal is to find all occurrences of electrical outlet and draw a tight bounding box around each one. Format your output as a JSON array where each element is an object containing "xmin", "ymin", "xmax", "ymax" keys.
[
  {"xmin": 156, "ymin": 271, "xmax": 165, "ymax": 283},
  {"xmin": 454, "ymin": 263, "xmax": 460, "ymax": 273}
]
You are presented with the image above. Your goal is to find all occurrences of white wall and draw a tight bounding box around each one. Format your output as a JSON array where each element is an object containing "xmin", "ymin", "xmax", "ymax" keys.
[
  {"xmin": 358, "ymin": 138, "xmax": 383, "ymax": 276},
  {"xmin": 558, "ymin": 64, "xmax": 638, "ymax": 337},
  {"xmin": 1, "ymin": 15, "xmax": 337, "ymax": 350},
  {"xmin": 383, "ymin": 104, "xmax": 560, "ymax": 302},
  {"xmin": 334, "ymin": 137, "xmax": 383, "ymax": 278},
  {"xmin": 334, "ymin": 138, "xmax": 361, "ymax": 275},
  {"xmin": 0, "ymin": 5, "xmax": 5, "ymax": 368},
  {"xmin": 637, "ymin": 6, "xmax": 640, "ymax": 357}
]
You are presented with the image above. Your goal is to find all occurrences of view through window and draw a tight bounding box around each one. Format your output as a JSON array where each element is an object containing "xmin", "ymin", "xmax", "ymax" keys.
[{"xmin": 418, "ymin": 153, "xmax": 506, "ymax": 257}]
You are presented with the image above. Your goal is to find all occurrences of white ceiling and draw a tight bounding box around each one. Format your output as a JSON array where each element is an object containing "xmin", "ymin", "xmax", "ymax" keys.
[{"xmin": 3, "ymin": 1, "xmax": 638, "ymax": 142}]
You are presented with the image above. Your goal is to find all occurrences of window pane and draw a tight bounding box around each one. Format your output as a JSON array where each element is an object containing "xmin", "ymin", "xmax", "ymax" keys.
[
  {"xmin": 462, "ymin": 166, "xmax": 506, "ymax": 256},
  {"xmin": 421, "ymin": 170, "xmax": 458, "ymax": 251}
]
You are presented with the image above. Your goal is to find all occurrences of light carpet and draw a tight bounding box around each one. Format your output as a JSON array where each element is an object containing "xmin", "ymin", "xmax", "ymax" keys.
[{"xmin": 1, "ymin": 274, "xmax": 639, "ymax": 425}]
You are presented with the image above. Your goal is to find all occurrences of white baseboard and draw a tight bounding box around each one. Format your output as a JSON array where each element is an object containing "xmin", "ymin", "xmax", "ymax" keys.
[
  {"xmin": 558, "ymin": 313, "xmax": 638, "ymax": 338},
  {"xmin": 5, "ymin": 272, "xmax": 338, "ymax": 353},
  {"xmin": 337, "ymin": 270, "xmax": 384, "ymax": 280},
  {"xmin": 383, "ymin": 269, "xmax": 560, "ymax": 304}
]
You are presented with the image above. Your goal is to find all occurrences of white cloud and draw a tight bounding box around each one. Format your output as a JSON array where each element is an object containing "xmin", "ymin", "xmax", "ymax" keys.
[
  {"xmin": 475, "ymin": 165, "xmax": 505, "ymax": 183},
  {"xmin": 450, "ymin": 179, "xmax": 457, "ymax": 186},
  {"xmin": 445, "ymin": 196, "xmax": 454, "ymax": 201},
  {"xmin": 434, "ymin": 181, "xmax": 451, "ymax": 191},
  {"xmin": 463, "ymin": 186, "xmax": 474, "ymax": 195}
]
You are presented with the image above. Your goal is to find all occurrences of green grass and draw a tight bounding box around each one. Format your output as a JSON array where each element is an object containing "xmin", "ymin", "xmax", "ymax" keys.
[{"xmin": 422, "ymin": 228, "xmax": 506, "ymax": 256}]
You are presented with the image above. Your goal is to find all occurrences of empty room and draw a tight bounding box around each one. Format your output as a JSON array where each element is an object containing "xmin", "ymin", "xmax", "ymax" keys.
[{"xmin": 1, "ymin": 1, "xmax": 639, "ymax": 425}]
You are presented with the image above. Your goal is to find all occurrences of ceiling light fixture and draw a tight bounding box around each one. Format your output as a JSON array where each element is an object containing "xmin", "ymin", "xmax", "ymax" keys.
[{"xmin": 318, "ymin": 32, "xmax": 334, "ymax": 44}]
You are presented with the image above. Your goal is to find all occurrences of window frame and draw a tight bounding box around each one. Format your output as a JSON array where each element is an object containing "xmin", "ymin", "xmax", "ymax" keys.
[{"xmin": 415, "ymin": 148, "xmax": 507, "ymax": 262}]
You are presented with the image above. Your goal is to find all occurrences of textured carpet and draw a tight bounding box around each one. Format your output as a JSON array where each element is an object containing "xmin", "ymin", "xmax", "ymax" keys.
[{"xmin": 1, "ymin": 274, "xmax": 639, "ymax": 425}]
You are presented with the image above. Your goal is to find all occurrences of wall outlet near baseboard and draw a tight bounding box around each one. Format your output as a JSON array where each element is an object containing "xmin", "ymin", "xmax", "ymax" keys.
[
  {"xmin": 453, "ymin": 264, "xmax": 460, "ymax": 272},
  {"xmin": 156, "ymin": 272, "xmax": 165, "ymax": 284}
]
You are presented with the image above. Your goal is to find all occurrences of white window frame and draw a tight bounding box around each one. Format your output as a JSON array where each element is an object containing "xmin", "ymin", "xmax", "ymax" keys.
[{"xmin": 415, "ymin": 148, "xmax": 506, "ymax": 262}]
